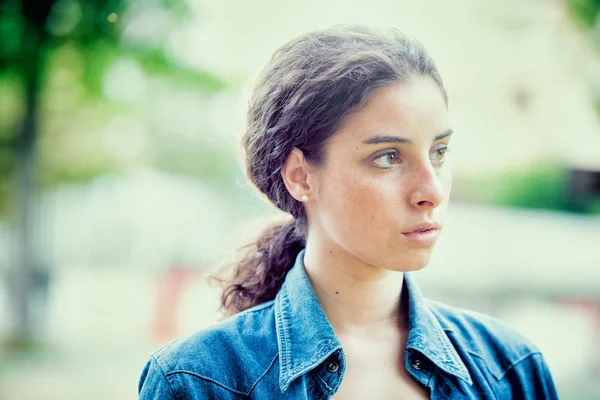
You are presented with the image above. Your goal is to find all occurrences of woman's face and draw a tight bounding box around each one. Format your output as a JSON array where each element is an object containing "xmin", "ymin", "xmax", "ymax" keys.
[{"xmin": 310, "ymin": 76, "xmax": 452, "ymax": 272}]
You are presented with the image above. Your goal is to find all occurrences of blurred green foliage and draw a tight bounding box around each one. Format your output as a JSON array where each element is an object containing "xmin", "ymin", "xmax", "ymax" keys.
[
  {"xmin": 457, "ymin": 164, "xmax": 600, "ymax": 214},
  {"xmin": 0, "ymin": 0, "xmax": 229, "ymax": 216},
  {"xmin": 568, "ymin": 0, "xmax": 600, "ymax": 28},
  {"xmin": 490, "ymin": 165, "xmax": 571, "ymax": 211}
]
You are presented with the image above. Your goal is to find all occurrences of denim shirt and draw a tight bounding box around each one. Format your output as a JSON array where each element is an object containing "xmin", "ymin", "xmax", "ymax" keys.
[{"xmin": 139, "ymin": 250, "xmax": 558, "ymax": 399}]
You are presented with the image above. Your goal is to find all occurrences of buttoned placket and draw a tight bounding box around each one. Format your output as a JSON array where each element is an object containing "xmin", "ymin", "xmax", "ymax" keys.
[
  {"xmin": 407, "ymin": 352, "xmax": 433, "ymax": 389},
  {"xmin": 317, "ymin": 351, "xmax": 345, "ymax": 397}
]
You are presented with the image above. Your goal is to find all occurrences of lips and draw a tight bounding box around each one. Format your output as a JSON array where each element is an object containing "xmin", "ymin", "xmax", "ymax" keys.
[
  {"xmin": 401, "ymin": 228, "xmax": 440, "ymax": 245},
  {"xmin": 403, "ymin": 221, "xmax": 441, "ymax": 234},
  {"xmin": 401, "ymin": 221, "xmax": 441, "ymax": 246},
  {"xmin": 412, "ymin": 227, "xmax": 433, "ymax": 233}
]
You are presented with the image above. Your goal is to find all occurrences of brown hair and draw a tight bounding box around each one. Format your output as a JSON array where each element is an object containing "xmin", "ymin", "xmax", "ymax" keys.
[{"xmin": 218, "ymin": 24, "xmax": 446, "ymax": 316}]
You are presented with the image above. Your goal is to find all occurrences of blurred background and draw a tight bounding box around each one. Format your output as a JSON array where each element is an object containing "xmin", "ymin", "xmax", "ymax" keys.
[{"xmin": 1, "ymin": 0, "xmax": 599, "ymax": 398}]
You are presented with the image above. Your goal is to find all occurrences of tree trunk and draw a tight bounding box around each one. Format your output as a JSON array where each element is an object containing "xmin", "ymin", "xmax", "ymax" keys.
[{"xmin": 11, "ymin": 34, "xmax": 41, "ymax": 343}]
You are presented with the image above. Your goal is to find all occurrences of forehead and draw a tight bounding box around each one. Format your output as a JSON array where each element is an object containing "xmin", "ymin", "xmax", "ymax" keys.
[{"xmin": 332, "ymin": 77, "xmax": 449, "ymax": 145}]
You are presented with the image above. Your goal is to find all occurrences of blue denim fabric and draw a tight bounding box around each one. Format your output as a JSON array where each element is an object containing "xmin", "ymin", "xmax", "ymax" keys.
[{"xmin": 139, "ymin": 249, "xmax": 559, "ymax": 399}]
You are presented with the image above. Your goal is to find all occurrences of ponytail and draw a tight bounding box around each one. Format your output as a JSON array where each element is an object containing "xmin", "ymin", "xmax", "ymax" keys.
[{"xmin": 218, "ymin": 218, "xmax": 306, "ymax": 316}]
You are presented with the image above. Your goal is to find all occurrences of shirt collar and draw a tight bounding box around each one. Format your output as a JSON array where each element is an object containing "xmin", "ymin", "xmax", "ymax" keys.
[
  {"xmin": 404, "ymin": 273, "xmax": 473, "ymax": 385},
  {"xmin": 274, "ymin": 249, "xmax": 472, "ymax": 392},
  {"xmin": 274, "ymin": 249, "xmax": 342, "ymax": 392}
]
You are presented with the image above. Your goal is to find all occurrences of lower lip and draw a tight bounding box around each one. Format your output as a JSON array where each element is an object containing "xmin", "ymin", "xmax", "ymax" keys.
[{"xmin": 402, "ymin": 228, "xmax": 439, "ymax": 245}]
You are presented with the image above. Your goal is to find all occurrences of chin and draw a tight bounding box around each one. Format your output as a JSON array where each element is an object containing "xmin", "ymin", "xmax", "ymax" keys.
[
  {"xmin": 388, "ymin": 250, "xmax": 432, "ymax": 272},
  {"xmin": 402, "ymin": 261, "xmax": 429, "ymax": 272}
]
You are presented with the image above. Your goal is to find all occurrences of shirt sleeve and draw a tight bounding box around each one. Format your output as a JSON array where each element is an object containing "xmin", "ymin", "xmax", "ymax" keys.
[
  {"xmin": 138, "ymin": 356, "xmax": 177, "ymax": 400},
  {"xmin": 535, "ymin": 353, "xmax": 560, "ymax": 400},
  {"xmin": 516, "ymin": 352, "xmax": 560, "ymax": 400}
]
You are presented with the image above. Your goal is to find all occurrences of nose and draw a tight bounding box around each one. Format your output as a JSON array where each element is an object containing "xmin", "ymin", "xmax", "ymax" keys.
[{"xmin": 408, "ymin": 163, "xmax": 446, "ymax": 210}]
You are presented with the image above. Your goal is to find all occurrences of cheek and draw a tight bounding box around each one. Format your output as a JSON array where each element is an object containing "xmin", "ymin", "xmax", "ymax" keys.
[
  {"xmin": 319, "ymin": 167, "xmax": 401, "ymax": 224},
  {"xmin": 321, "ymin": 169, "xmax": 363, "ymax": 212}
]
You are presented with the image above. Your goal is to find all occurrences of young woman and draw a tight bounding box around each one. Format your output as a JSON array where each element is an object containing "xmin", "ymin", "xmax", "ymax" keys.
[{"xmin": 139, "ymin": 25, "xmax": 558, "ymax": 399}]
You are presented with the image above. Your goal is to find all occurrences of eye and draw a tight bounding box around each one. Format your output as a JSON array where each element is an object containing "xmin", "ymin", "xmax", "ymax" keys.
[
  {"xmin": 373, "ymin": 150, "xmax": 401, "ymax": 169},
  {"xmin": 431, "ymin": 145, "xmax": 449, "ymax": 164}
]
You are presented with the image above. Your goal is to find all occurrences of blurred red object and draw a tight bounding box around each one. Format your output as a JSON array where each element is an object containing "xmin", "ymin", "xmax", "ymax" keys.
[{"xmin": 153, "ymin": 262, "xmax": 193, "ymax": 342}]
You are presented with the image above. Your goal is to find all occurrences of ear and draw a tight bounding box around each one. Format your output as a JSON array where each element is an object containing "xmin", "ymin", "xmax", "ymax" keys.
[{"xmin": 281, "ymin": 148, "xmax": 314, "ymax": 202}]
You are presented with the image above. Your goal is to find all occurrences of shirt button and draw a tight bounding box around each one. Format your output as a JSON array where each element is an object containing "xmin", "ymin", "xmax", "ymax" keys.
[
  {"xmin": 326, "ymin": 361, "xmax": 340, "ymax": 373},
  {"xmin": 411, "ymin": 359, "xmax": 423, "ymax": 370}
]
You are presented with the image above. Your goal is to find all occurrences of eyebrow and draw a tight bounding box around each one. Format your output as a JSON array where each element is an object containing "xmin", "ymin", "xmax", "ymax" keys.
[{"xmin": 362, "ymin": 129, "xmax": 453, "ymax": 145}]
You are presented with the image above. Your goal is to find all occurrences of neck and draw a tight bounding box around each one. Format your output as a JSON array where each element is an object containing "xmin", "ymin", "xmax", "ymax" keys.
[{"xmin": 303, "ymin": 237, "xmax": 408, "ymax": 336}]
